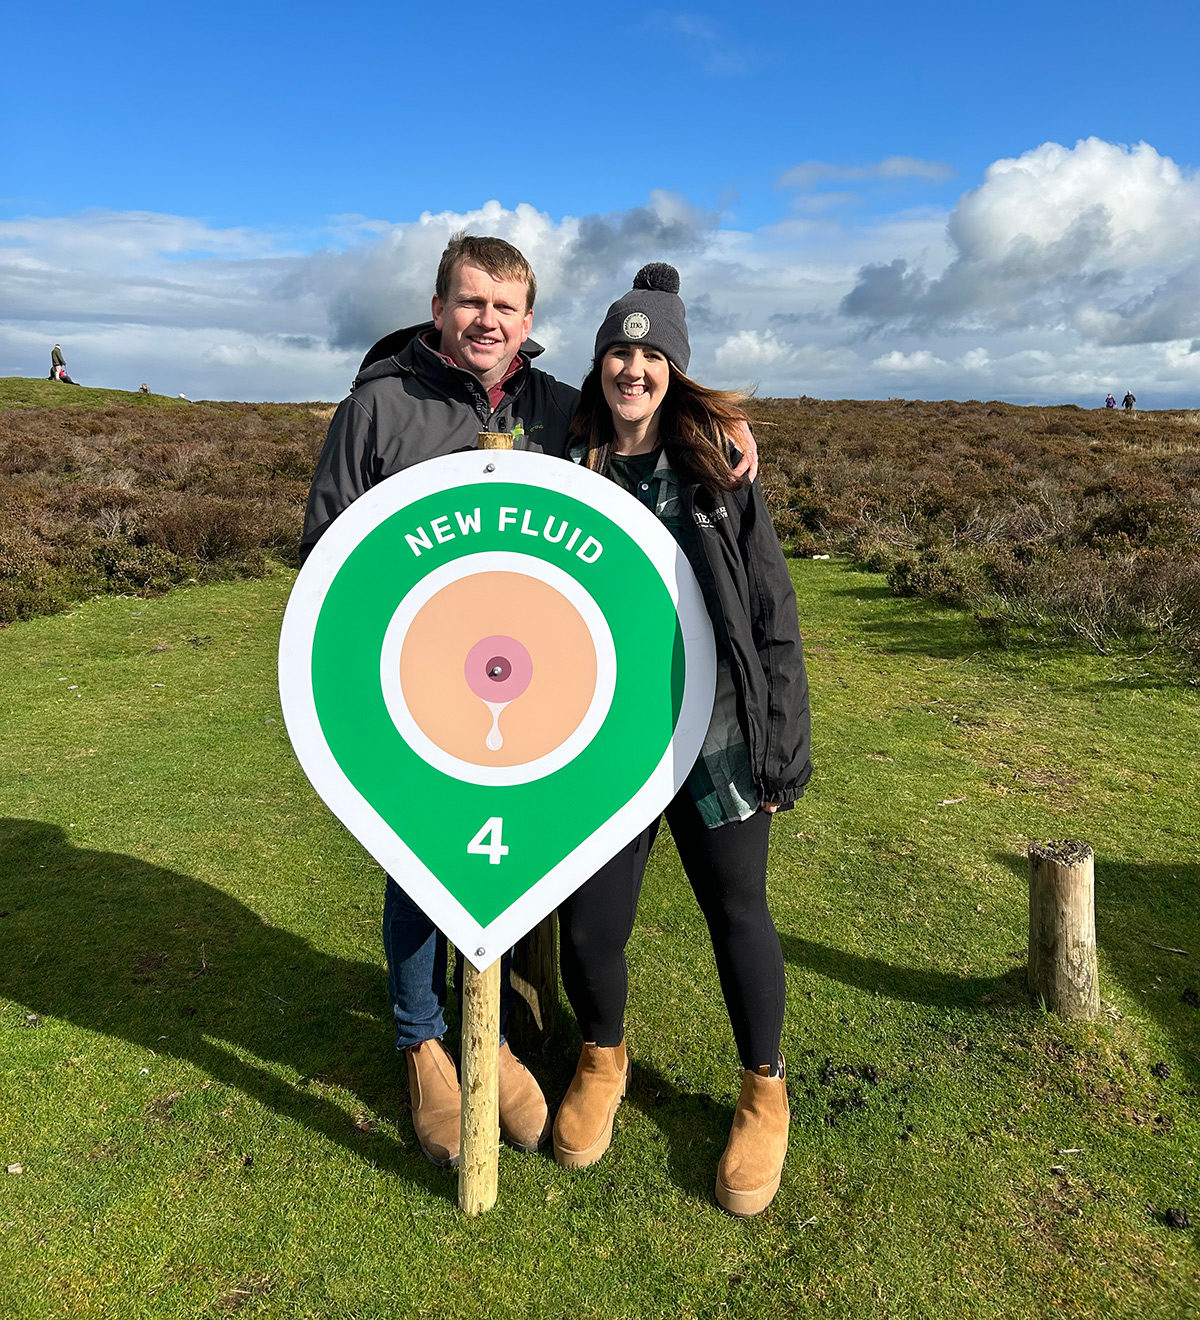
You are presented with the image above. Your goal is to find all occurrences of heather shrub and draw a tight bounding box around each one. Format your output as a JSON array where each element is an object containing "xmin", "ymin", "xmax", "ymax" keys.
[
  {"xmin": 886, "ymin": 548, "xmax": 987, "ymax": 608},
  {"xmin": 3, "ymin": 384, "xmax": 1200, "ymax": 661},
  {"xmin": 0, "ymin": 393, "xmax": 324, "ymax": 622},
  {"xmin": 143, "ymin": 494, "xmax": 261, "ymax": 561},
  {"xmin": 749, "ymin": 395, "xmax": 1200, "ymax": 661},
  {"xmin": 75, "ymin": 539, "xmax": 192, "ymax": 595}
]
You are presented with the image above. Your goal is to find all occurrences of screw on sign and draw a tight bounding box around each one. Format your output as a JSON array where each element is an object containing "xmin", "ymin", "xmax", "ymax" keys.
[{"xmin": 279, "ymin": 448, "xmax": 716, "ymax": 1213}]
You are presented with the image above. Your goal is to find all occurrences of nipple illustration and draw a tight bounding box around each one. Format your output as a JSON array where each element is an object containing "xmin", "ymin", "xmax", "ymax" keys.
[
  {"xmin": 393, "ymin": 566, "xmax": 606, "ymax": 771},
  {"xmin": 464, "ymin": 635, "xmax": 533, "ymax": 750}
]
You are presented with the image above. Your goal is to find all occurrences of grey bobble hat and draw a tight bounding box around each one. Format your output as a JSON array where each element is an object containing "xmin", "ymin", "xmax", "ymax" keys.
[{"xmin": 593, "ymin": 263, "xmax": 690, "ymax": 372}]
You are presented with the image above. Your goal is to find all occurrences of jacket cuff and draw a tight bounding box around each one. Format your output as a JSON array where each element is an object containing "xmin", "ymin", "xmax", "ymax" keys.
[{"xmin": 755, "ymin": 777, "xmax": 808, "ymax": 808}]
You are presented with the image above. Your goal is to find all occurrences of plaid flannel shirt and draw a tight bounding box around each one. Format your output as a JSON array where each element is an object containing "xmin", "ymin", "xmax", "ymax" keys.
[{"xmin": 599, "ymin": 445, "xmax": 760, "ymax": 829}]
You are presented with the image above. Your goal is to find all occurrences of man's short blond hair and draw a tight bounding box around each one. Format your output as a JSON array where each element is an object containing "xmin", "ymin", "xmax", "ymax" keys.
[{"xmin": 435, "ymin": 233, "xmax": 537, "ymax": 311}]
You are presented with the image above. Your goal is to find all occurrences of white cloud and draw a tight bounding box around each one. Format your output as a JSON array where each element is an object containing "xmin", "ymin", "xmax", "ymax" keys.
[
  {"xmin": 779, "ymin": 157, "xmax": 954, "ymax": 189},
  {"xmin": 789, "ymin": 192, "xmax": 861, "ymax": 215},
  {"xmin": 649, "ymin": 10, "xmax": 749, "ymax": 75},
  {"xmin": 4, "ymin": 143, "xmax": 1200, "ymax": 406},
  {"xmin": 872, "ymin": 349, "xmax": 946, "ymax": 373},
  {"xmin": 712, "ymin": 329, "xmax": 797, "ymax": 378},
  {"xmin": 842, "ymin": 138, "xmax": 1200, "ymax": 347},
  {"xmin": 948, "ymin": 138, "xmax": 1196, "ymax": 263}
]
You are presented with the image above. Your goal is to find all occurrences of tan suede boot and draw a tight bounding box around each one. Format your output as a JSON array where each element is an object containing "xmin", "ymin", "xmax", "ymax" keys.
[
  {"xmin": 405, "ymin": 1037, "xmax": 461, "ymax": 1168},
  {"xmin": 498, "ymin": 1041, "xmax": 551, "ymax": 1152},
  {"xmin": 715, "ymin": 1059, "xmax": 789, "ymax": 1216},
  {"xmin": 552, "ymin": 1041, "xmax": 630, "ymax": 1169}
]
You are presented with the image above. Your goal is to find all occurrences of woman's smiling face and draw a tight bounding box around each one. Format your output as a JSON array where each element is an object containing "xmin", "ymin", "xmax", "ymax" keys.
[{"xmin": 601, "ymin": 344, "xmax": 671, "ymax": 436}]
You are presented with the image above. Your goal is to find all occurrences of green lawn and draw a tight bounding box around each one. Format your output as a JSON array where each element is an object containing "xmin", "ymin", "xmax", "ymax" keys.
[{"xmin": 1, "ymin": 561, "xmax": 1196, "ymax": 1319}]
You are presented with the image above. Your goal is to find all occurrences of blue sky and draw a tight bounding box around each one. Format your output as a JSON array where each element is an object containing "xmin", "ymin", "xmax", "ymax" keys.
[{"xmin": 4, "ymin": 0, "xmax": 1200, "ymax": 404}]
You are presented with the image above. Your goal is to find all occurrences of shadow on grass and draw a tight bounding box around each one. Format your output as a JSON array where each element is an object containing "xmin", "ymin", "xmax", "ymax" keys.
[
  {"xmin": 994, "ymin": 850, "xmax": 1200, "ymax": 1086},
  {"xmin": 624, "ymin": 1058, "xmax": 733, "ymax": 1204},
  {"xmin": 778, "ymin": 932, "xmax": 1024, "ymax": 1010},
  {"xmin": 0, "ymin": 817, "xmax": 456, "ymax": 1199},
  {"xmin": 821, "ymin": 579, "xmax": 1000, "ymax": 662}
]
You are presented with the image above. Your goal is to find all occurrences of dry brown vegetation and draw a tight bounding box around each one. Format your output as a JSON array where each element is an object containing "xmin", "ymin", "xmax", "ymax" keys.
[
  {"xmin": 3, "ymin": 384, "xmax": 1199, "ymax": 662},
  {"xmin": 0, "ymin": 396, "xmax": 324, "ymax": 622},
  {"xmin": 752, "ymin": 396, "xmax": 1200, "ymax": 661}
]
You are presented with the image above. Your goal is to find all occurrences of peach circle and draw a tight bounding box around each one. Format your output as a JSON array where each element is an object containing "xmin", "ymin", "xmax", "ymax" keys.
[{"xmin": 398, "ymin": 571, "xmax": 598, "ymax": 767}]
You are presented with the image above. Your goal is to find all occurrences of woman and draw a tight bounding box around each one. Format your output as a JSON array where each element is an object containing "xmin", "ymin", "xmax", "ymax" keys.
[{"xmin": 553, "ymin": 264, "xmax": 811, "ymax": 1216}]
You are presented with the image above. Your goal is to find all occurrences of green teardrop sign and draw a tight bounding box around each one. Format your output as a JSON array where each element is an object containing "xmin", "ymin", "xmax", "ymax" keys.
[{"xmin": 280, "ymin": 450, "xmax": 715, "ymax": 968}]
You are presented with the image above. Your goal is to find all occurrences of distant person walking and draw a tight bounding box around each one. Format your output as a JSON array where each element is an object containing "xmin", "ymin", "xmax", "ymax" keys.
[
  {"xmin": 1123, "ymin": 390, "xmax": 1136, "ymax": 411},
  {"xmin": 49, "ymin": 343, "xmax": 79, "ymax": 385},
  {"xmin": 1104, "ymin": 393, "xmax": 1116, "ymax": 409}
]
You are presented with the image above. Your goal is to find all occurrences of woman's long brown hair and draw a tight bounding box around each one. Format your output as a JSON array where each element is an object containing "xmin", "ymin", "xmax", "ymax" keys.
[{"xmin": 570, "ymin": 357, "xmax": 752, "ymax": 495}]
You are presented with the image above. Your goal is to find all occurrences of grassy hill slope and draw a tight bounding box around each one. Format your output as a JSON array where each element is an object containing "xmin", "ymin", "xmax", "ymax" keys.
[
  {"xmin": 0, "ymin": 563, "xmax": 1196, "ymax": 1318},
  {"xmin": 0, "ymin": 377, "xmax": 333, "ymax": 412}
]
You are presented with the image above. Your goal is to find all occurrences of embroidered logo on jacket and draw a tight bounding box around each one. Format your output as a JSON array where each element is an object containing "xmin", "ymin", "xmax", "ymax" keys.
[{"xmin": 692, "ymin": 507, "xmax": 729, "ymax": 527}]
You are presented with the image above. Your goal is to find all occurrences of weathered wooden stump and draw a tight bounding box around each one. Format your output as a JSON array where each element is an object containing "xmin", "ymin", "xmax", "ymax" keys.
[
  {"xmin": 458, "ymin": 958, "xmax": 501, "ymax": 1216},
  {"xmin": 1027, "ymin": 839, "xmax": 1100, "ymax": 1019}
]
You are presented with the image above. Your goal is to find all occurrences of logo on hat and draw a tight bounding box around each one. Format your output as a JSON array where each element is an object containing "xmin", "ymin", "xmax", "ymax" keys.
[{"xmin": 622, "ymin": 312, "xmax": 650, "ymax": 340}]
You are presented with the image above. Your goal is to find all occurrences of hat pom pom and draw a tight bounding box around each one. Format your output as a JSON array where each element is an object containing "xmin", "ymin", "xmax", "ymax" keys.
[{"xmin": 633, "ymin": 262, "xmax": 680, "ymax": 295}]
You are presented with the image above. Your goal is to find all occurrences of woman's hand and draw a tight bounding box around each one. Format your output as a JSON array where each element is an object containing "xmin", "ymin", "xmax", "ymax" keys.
[
  {"xmin": 761, "ymin": 801, "xmax": 782, "ymax": 814},
  {"xmin": 727, "ymin": 414, "xmax": 758, "ymax": 481}
]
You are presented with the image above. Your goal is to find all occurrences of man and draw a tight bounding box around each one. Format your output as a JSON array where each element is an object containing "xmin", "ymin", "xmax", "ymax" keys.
[
  {"xmin": 49, "ymin": 343, "xmax": 77, "ymax": 384},
  {"xmin": 301, "ymin": 233, "xmax": 757, "ymax": 1171},
  {"xmin": 301, "ymin": 235, "xmax": 576, "ymax": 1170}
]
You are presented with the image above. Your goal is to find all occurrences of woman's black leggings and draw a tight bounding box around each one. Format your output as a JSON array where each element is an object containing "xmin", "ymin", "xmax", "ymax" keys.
[{"xmin": 558, "ymin": 787, "xmax": 785, "ymax": 1070}]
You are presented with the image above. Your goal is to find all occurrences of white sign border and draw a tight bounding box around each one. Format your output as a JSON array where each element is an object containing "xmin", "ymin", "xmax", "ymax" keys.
[{"xmin": 279, "ymin": 450, "xmax": 716, "ymax": 969}]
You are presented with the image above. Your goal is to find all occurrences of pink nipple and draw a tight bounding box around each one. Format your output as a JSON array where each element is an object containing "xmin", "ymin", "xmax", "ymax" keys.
[
  {"xmin": 464, "ymin": 636, "xmax": 533, "ymax": 751},
  {"xmin": 465, "ymin": 636, "xmax": 532, "ymax": 703}
]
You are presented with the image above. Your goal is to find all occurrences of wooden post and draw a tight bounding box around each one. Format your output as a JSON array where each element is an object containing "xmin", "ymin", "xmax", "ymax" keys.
[
  {"xmin": 1028, "ymin": 839, "xmax": 1100, "ymax": 1019},
  {"xmin": 455, "ymin": 427, "xmax": 519, "ymax": 1218},
  {"xmin": 477, "ymin": 427, "xmax": 561, "ymax": 1057},
  {"xmin": 458, "ymin": 957, "xmax": 501, "ymax": 1216}
]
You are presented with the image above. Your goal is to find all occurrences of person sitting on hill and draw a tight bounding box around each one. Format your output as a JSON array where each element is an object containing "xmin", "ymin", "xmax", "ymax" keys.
[
  {"xmin": 139, "ymin": 383, "xmax": 150, "ymax": 394},
  {"xmin": 49, "ymin": 344, "xmax": 79, "ymax": 384}
]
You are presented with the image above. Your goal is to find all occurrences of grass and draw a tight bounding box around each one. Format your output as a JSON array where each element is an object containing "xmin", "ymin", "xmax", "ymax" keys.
[
  {"xmin": 0, "ymin": 378, "xmax": 200, "ymax": 411},
  {"xmin": 1, "ymin": 559, "xmax": 1197, "ymax": 1318}
]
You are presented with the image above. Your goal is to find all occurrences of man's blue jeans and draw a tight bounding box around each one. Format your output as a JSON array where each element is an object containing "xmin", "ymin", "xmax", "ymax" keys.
[{"xmin": 382, "ymin": 877, "xmax": 514, "ymax": 1051}]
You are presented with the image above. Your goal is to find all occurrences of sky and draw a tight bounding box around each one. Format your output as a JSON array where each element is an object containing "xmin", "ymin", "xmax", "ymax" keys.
[{"xmin": 3, "ymin": 0, "xmax": 1200, "ymax": 405}]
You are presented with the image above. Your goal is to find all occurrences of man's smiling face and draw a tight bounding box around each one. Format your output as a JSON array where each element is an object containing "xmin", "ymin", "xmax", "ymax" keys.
[{"xmin": 432, "ymin": 261, "xmax": 533, "ymax": 388}]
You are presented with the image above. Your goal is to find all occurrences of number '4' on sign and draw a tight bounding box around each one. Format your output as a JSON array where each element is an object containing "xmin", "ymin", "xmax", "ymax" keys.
[{"xmin": 468, "ymin": 817, "xmax": 508, "ymax": 865}]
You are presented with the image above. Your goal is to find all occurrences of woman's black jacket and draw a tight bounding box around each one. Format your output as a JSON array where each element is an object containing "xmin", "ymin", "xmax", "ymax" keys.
[{"xmin": 680, "ymin": 475, "xmax": 812, "ymax": 809}]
